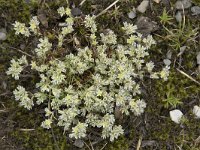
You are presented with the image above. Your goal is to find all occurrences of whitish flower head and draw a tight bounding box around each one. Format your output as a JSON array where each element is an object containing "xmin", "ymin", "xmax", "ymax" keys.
[
  {"xmin": 61, "ymin": 26, "xmax": 74, "ymax": 35},
  {"xmin": 122, "ymin": 22, "xmax": 137, "ymax": 35},
  {"xmin": 6, "ymin": 56, "xmax": 27, "ymax": 80},
  {"xmin": 143, "ymin": 35, "xmax": 156, "ymax": 48},
  {"xmin": 41, "ymin": 119, "xmax": 52, "ymax": 129},
  {"xmin": 129, "ymin": 99, "xmax": 146, "ymax": 116},
  {"xmin": 170, "ymin": 109, "xmax": 183, "ymax": 124},
  {"xmin": 160, "ymin": 66, "xmax": 170, "ymax": 81},
  {"xmin": 29, "ymin": 16, "xmax": 40, "ymax": 33},
  {"xmin": 65, "ymin": 17, "xmax": 74, "ymax": 26},
  {"xmin": 6, "ymin": 59, "xmax": 23, "ymax": 80},
  {"xmin": 65, "ymin": 7, "xmax": 71, "ymax": 16},
  {"xmin": 109, "ymin": 125, "xmax": 124, "ymax": 142},
  {"xmin": 57, "ymin": 7, "xmax": 66, "ymax": 17},
  {"xmin": 84, "ymin": 15, "xmax": 97, "ymax": 33},
  {"xmin": 69, "ymin": 122, "xmax": 88, "ymax": 139},
  {"xmin": 13, "ymin": 21, "xmax": 30, "ymax": 37},
  {"xmin": 44, "ymin": 108, "xmax": 53, "ymax": 117},
  {"xmin": 35, "ymin": 37, "xmax": 52, "ymax": 57},
  {"xmin": 127, "ymin": 35, "xmax": 138, "ymax": 45},
  {"xmin": 100, "ymin": 30, "xmax": 117, "ymax": 45},
  {"xmin": 13, "ymin": 86, "xmax": 33, "ymax": 110},
  {"xmin": 146, "ymin": 61, "xmax": 155, "ymax": 72},
  {"xmin": 34, "ymin": 92, "xmax": 47, "ymax": 105}
]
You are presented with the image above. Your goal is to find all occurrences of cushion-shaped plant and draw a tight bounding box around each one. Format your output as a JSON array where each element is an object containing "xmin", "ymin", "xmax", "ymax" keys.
[{"xmin": 7, "ymin": 5, "xmax": 170, "ymax": 142}]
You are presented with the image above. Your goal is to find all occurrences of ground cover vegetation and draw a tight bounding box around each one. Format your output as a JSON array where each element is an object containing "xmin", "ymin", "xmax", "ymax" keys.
[{"xmin": 0, "ymin": 0, "xmax": 200, "ymax": 150}]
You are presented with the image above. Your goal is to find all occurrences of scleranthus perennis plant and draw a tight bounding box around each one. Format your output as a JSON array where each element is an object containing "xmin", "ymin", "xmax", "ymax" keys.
[{"xmin": 7, "ymin": 6, "xmax": 170, "ymax": 142}]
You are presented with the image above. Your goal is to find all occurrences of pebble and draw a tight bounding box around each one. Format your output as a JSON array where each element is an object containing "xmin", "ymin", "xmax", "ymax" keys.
[
  {"xmin": 71, "ymin": 8, "xmax": 82, "ymax": 17},
  {"xmin": 175, "ymin": 11, "xmax": 182, "ymax": 23},
  {"xmin": 128, "ymin": 11, "xmax": 136, "ymax": 19},
  {"xmin": 0, "ymin": 29, "xmax": 7, "ymax": 41},
  {"xmin": 153, "ymin": 0, "xmax": 161, "ymax": 3},
  {"xmin": 136, "ymin": 17, "xmax": 159, "ymax": 35},
  {"xmin": 137, "ymin": 0, "xmax": 149, "ymax": 13},
  {"xmin": 0, "ymin": 32, "xmax": 6, "ymax": 41},
  {"xmin": 177, "ymin": 46, "xmax": 186, "ymax": 56},
  {"xmin": 197, "ymin": 52, "xmax": 200, "ymax": 65},
  {"xmin": 166, "ymin": 50, "xmax": 172, "ymax": 59},
  {"xmin": 191, "ymin": 6, "xmax": 200, "ymax": 15},
  {"xmin": 175, "ymin": 0, "xmax": 192, "ymax": 9},
  {"xmin": 163, "ymin": 59, "xmax": 171, "ymax": 66},
  {"xmin": 74, "ymin": 139, "xmax": 84, "ymax": 148}
]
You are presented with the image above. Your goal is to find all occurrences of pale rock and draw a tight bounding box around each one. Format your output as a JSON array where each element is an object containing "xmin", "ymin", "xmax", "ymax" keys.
[
  {"xmin": 191, "ymin": 6, "xmax": 200, "ymax": 15},
  {"xmin": 153, "ymin": 0, "xmax": 161, "ymax": 3},
  {"xmin": 163, "ymin": 59, "xmax": 171, "ymax": 66},
  {"xmin": 175, "ymin": 11, "xmax": 182, "ymax": 23},
  {"xmin": 193, "ymin": 105, "xmax": 200, "ymax": 118},
  {"xmin": 0, "ymin": 32, "xmax": 6, "ymax": 41},
  {"xmin": 175, "ymin": 0, "xmax": 192, "ymax": 10},
  {"xmin": 137, "ymin": 0, "xmax": 149, "ymax": 13},
  {"xmin": 128, "ymin": 11, "xmax": 136, "ymax": 19},
  {"xmin": 197, "ymin": 52, "xmax": 200, "ymax": 65},
  {"xmin": 170, "ymin": 109, "xmax": 183, "ymax": 124},
  {"xmin": 74, "ymin": 139, "xmax": 84, "ymax": 148}
]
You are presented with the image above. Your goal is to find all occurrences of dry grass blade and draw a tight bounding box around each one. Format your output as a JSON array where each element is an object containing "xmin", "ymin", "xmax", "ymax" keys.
[
  {"xmin": 136, "ymin": 135, "xmax": 142, "ymax": 150},
  {"xmin": 96, "ymin": 0, "xmax": 120, "ymax": 18},
  {"xmin": 19, "ymin": 129, "xmax": 35, "ymax": 131},
  {"xmin": 176, "ymin": 68, "xmax": 200, "ymax": 86},
  {"xmin": 79, "ymin": 0, "xmax": 87, "ymax": 6},
  {"xmin": 0, "ymin": 109, "xmax": 8, "ymax": 113}
]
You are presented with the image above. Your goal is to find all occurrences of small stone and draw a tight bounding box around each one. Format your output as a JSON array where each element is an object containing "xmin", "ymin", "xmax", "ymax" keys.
[
  {"xmin": 191, "ymin": 6, "xmax": 200, "ymax": 15},
  {"xmin": 177, "ymin": 46, "xmax": 186, "ymax": 56},
  {"xmin": 163, "ymin": 59, "xmax": 171, "ymax": 66},
  {"xmin": 37, "ymin": 10, "xmax": 48, "ymax": 28},
  {"xmin": 74, "ymin": 139, "xmax": 84, "ymax": 148},
  {"xmin": 128, "ymin": 11, "xmax": 136, "ymax": 19},
  {"xmin": 175, "ymin": 11, "xmax": 182, "ymax": 23},
  {"xmin": 25, "ymin": 0, "xmax": 31, "ymax": 3},
  {"xmin": 137, "ymin": 0, "xmax": 149, "ymax": 13},
  {"xmin": 166, "ymin": 50, "xmax": 172, "ymax": 59},
  {"xmin": 193, "ymin": 105, "xmax": 200, "ymax": 118},
  {"xmin": 142, "ymin": 140, "xmax": 156, "ymax": 147},
  {"xmin": 0, "ymin": 32, "xmax": 6, "ymax": 41},
  {"xmin": 170, "ymin": 109, "xmax": 183, "ymax": 124},
  {"xmin": 20, "ymin": 44, "xmax": 26, "ymax": 50},
  {"xmin": 136, "ymin": 17, "xmax": 159, "ymax": 35},
  {"xmin": 197, "ymin": 52, "xmax": 200, "ymax": 65},
  {"xmin": 175, "ymin": 0, "xmax": 192, "ymax": 10},
  {"xmin": 153, "ymin": 0, "xmax": 161, "ymax": 3},
  {"xmin": 58, "ymin": 23, "xmax": 68, "ymax": 27},
  {"xmin": 71, "ymin": 8, "xmax": 82, "ymax": 17}
]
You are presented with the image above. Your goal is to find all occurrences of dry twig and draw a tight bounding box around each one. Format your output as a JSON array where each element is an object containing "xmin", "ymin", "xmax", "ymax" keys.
[
  {"xmin": 96, "ymin": 0, "xmax": 120, "ymax": 18},
  {"xmin": 176, "ymin": 68, "xmax": 200, "ymax": 86},
  {"xmin": 136, "ymin": 135, "xmax": 142, "ymax": 150}
]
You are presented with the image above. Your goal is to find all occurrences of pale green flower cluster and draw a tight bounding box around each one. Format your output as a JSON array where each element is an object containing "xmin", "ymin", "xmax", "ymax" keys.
[
  {"xmin": 13, "ymin": 16, "xmax": 40, "ymax": 36},
  {"xmin": 6, "ymin": 55, "xmax": 28, "ymax": 80},
  {"xmin": 8, "ymin": 5, "xmax": 170, "ymax": 142},
  {"xmin": 35, "ymin": 37, "xmax": 52, "ymax": 57},
  {"xmin": 13, "ymin": 85, "xmax": 33, "ymax": 110}
]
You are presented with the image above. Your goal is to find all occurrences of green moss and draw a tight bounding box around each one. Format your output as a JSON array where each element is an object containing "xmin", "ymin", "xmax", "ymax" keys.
[
  {"xmin": 106, "ymin": 136, "xmax": 129, "ymax": 150},
  {"xmin": 155, "ymin": 69, "xmax": 200, "ymax": 109},
  {"xmin": 11, "ymin": 127, "xmax": 70, "ymax": 150}
]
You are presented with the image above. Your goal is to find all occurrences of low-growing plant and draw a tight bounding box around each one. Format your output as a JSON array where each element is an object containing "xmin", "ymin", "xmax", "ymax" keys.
[
  {"xmin": 6, "ymin": 4, "xmax": 170, "ymax": 142},
  {"xmin": 159, "ymin": 8, "xmax": 173, "ymax": 25}
]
